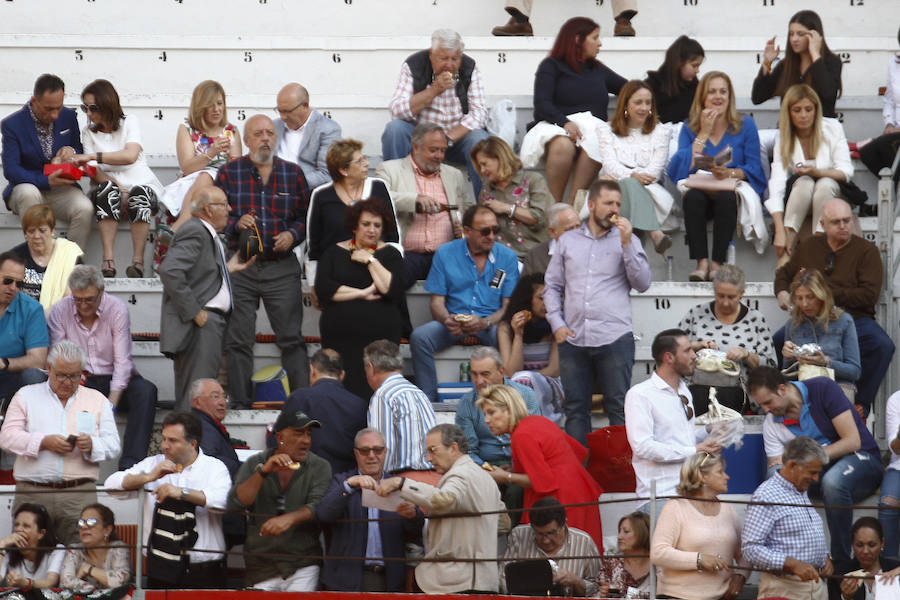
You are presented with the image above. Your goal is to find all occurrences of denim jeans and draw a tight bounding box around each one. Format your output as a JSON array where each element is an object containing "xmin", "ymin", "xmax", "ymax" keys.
[
  {"xmin": 410, "ymin": 319, "xmax": 497, "ymax": 402},
  {"xmin": 558, "ymin": 332, "xmax": 634, "ymax": 446},
  {"xmin": 380, "ymin": 119, "xmax": 490, "ymax": 197},
  {"xmin": 812, "ymin": 451, "xmax": 883, "ymax": 564},
  {"xmin": 880, "ymin": 468, "xmax": 900, "ymax": 558}
]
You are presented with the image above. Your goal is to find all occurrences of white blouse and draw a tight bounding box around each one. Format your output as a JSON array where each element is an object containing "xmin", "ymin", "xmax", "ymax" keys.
[
  {"xmin": 765, "ymin": 117, "xmax": 854, "ymax": 215},
  {"xmin": 596, "ymin": 121, "xmax": 670, "ymax": 180},
  {"xmin": 884, "ymin": 56, "xmax": 900, "ymax": 127},
  {"xmin": 82, "ymin": 114, "xmax": 164, "ymax": 199}
]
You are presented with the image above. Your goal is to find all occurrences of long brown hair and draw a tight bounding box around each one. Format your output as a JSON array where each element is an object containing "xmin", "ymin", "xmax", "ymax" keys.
[
  {"xmin": 81, "ymin": 79, "xmax": 124, "ymax": 133},
  {"xmin": 774, "ymin": 10, "xmax": 841, "ymax": 99},
  {"xmin": 609, "ymin": 80, "xmax": 658, "ymax": 137},
  {"xmin": 687, "ymin": 71, "xmax": 742, "ymax": 135}
]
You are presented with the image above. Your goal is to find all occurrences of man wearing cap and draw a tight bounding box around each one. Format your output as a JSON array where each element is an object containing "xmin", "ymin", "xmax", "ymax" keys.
[{"xmin": 228, "ymin": 410, "xmax": 331, "ymax": 591}]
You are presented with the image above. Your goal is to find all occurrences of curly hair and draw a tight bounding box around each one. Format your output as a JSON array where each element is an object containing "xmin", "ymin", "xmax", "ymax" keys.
[{"xmin": 344, "ymin": 197, "xmax": 396, "ymax": 238}]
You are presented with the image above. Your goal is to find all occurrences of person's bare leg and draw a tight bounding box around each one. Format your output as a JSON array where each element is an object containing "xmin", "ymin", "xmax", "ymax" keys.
[
  {"xmin": 129, "ymin": 221, "xmax": 150, "ymax": 276},
  {"xmin": 568, "ymin": 150, "xmax": 601, "ymax": 204},
  {"xmin": 544, "ymin": 136, "xmax": 576, "ymax": 204},
  {"xmin": 98, "ymin": 219, "xmax": 118, "ymax": 275}
]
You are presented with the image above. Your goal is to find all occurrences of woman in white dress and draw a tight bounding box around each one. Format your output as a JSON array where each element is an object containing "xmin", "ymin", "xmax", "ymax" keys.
[{"xmin": 596, "ymin": 79, "xmax": 675, "ymax": 255}]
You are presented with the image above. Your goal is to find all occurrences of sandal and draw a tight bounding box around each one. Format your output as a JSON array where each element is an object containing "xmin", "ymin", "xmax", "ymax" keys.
[
  {"xmin": 689, "ymin": 269, "xmax": 707, "ymax": 282},
  {"xmin": 653, "ymin": 233, "xmax": 672, "ymax": 256},
  {"xmin": 126, "ymin": 262, "xmax": 144, "ymax": 278},
  {"xmin": 101, "ymin": 259, "xmax": 116, "ymax": 278}
]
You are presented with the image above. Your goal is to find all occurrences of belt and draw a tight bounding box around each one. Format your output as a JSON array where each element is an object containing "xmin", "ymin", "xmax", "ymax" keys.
[
  {"xmin": 24, "ymin": 478, "xmax": 94, "ymax": 489},
  {"xmin": 204, "ymin": 307, "xmax": 228, "ymax": 317},
  {"xmin": 363, "ymin": 564, "xmax": 385, "ymax": 574}
]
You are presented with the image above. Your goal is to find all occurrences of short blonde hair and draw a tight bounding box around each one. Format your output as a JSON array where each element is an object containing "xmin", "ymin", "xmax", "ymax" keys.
[
  {"xmin": 21, "ymin": 205, "xmax": 55, "ymax": 233},
  {"xmin": 470, "ymin": 136, "xmax": 522, "ymax": 183},
  {"xmin": 676, "ymin": 451, "xmax": 726, "ymax": 497},
  {"xmin": 188, "ymin": 80, "xmax": 228, "ymax": 132},
  {"xmin": 476, "ymin": 384, "xmax": 528, "ymax": 429}
]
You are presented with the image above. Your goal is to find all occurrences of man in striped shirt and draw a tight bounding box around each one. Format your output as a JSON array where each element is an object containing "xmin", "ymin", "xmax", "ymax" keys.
[{"xmin": 364, "ymin": 339, "xmax": 436, "ymax": 473}]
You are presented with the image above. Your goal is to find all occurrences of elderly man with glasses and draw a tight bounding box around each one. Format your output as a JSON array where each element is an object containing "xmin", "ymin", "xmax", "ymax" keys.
[
  {"xmin": 0, "ymin": 340, "xmax": 120, "ymax": 544},
  {"xmin": 410, "ymin": 204, "xmax": 519, "ymax": 402},
  {"xmin": 273, "ymin": 82, "xmax": 341, "ymax": 189},
  {"xmin": 0, "ymin": 251, "xmax": 48, "ymax": 406},
  {"xmin": 317, "ymin": 427, "xmax": 424, "ymax": 592},
  {"xmin": 48, "ymin": 264, "xmax": 157, "ymax": 471}
]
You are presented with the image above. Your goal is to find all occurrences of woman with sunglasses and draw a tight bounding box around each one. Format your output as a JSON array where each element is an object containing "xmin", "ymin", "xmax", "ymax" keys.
[
  {"xmin": 650, "ymin": 452, "xmax": 748, "ymax": 600},
  {"xmin": 59, "ymin": 504, "xmax": 131, "ymax": 599},
  {"xmin": 0, "ymin": 503, "xmax": 65, "ymax": 592},
  {"xmin": 71, "ymin": 79, "xmax": 163, "ymax": 278}
]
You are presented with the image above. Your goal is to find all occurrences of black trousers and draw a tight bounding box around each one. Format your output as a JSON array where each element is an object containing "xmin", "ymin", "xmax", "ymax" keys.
[
  {"xmin": 148, "ymin": 559, "xmax": 226, "ymax": 589},
  {"xmin": 860, "ymin": 131, "xmax": 900, "ymax": 182},
  {"xmin": 682, "ymin": 188, "xmax": 738, "ymax": 263}
]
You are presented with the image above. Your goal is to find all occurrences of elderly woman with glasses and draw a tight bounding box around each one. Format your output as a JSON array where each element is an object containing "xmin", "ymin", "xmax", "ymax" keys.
[
  {"xmin": 59, "ymin": 503, "xmax": 132, "ymax": 600},
  {"xmin": 650, "ymin": 452, "xmax": 748, "ymax": 600}
]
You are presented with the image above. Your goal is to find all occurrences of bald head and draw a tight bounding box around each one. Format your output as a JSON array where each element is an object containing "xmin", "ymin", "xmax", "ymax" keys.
[
  {"xmin": 244, "ymin": 114, "xmax": 276, "ymax": 165},
  {"xmin": 820, "ymin": 198, "xmax": 853, "ymax": 249},
  {"xmin": 276, "ymin": 83, "xmax": 312, "ymax": 130},
  {"xmin": 192, "ymin": 186, "xmax": 226, "ymax": 215}
]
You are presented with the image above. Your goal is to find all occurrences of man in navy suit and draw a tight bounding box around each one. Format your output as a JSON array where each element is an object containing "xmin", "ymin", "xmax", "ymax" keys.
[
  {"xmin": 1, "ymin": 74, "xmax": 94, "ymax": 249},
  {"xmin": 274, "ymin": 82, "xmax": 342, "ymax": 190},
  {"xmin": 316, "ymin": 427, "xmax": 423, "ymax": 592}
]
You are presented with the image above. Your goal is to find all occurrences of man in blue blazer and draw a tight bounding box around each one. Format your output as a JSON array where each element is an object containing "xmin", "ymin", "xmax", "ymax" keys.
[
  {"xmin": 1, "ymin": 74, "xmax": 94, "ymax": 249},
  {"xmin": 274, "ymin": 83, "xmax": 342, "ymax": 190},
  {"xmin": 316, "ymin": 428, "xmax": 424, "ymax": 592}
]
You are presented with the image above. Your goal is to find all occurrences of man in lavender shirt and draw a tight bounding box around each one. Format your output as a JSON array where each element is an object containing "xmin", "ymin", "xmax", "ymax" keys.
[
  {"xmin": 48, "ymin": 265, "xmax": 156, "ymax": 469},
  {"xmin": 544, "ymin": 179, "xmax": 651, "ymax": 444}
]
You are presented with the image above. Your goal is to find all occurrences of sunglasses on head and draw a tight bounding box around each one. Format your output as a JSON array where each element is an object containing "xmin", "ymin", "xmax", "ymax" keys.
[
  {"xmin": 77, "ymin": 518, "xmax": 98, "ymax": 530},
  {"xmin": 2, "ymin": 277, "xmax": 24, "ymax": 289},
  {"xmin": 80, "ymin": 103, "xmax": 100, "ymax": 114},
  {"xmin": 471, "ymin": 225, "xmax": 501, "ymax": 237}
]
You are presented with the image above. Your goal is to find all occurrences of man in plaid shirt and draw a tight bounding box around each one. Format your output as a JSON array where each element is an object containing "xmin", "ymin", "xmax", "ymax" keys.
[
  {"xmin": 215, "ymin": 114, "xmax": 310, "ymax": 409},
  {"xmin": 381, "ymin": 29, "xmax": 490, "ymax": 197}
]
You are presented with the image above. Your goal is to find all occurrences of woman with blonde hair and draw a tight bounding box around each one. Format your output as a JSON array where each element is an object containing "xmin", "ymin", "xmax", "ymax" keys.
[
  {"xmin": 472, "ymin": 136, "xmax": 551, "ymax": 259},
  {"xmin": 477, "ymin": 384, "xmax": 604, "ymax": 550},
  {"xmin": 766, "ymin": 84, "xmax": 853, "ymax": 263},
  {"xmin": 650, "ymin": 452, "xmax": 748, "ymax": 600},
  {"xmin": 596, "ymin": 79, "xmax": 675, "ymax": 255},
  {"xmin": 667, "ymin": 71, "xmax": 767, "ymax": 282},
  {"xmin": 782, "ymin": 268, "xmax": 860, "ymax": 394}
]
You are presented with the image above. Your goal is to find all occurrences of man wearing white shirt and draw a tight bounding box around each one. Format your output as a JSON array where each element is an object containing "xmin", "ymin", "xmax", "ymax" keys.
[
  {"xmin": 274, "ymin": 83, "xmax": 341, "ymax": 190},
  {"xmin": 624, "ymin": 328, "xmax": 722, "ymax": 510},
  {"xmin": 0, "ymin": 340, "xmax": 120, "ymax": 543},
  {"xmin": 103, "ymin": 411, "xmax": 231, "ymax": 589}
]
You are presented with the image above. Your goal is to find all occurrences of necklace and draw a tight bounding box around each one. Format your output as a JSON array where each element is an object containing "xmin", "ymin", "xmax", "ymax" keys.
[
  {"xmin": 349, "ymin": 238, "xmax": 377, "ymax": 254},
  {"xmin": 337, "ymin": 180, "xmax": 365, "ymax": 205}
]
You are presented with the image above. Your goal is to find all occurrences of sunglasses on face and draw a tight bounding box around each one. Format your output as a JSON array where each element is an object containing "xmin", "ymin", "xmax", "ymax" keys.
[
  {"xmin": 77, "ymin": 518, "xmax": 98, "ymax": 530},
  {"xmin": 471, "ymin": 225, "xmax": 501, "ymax": 237},
  {"xmin": 80, "ymin": 104, "xmax": 100, "ymax": 114},
  {"xmin": 354, "ymin": 446, "xmax": 386, "ymax": 456},
  {"xmin": 2, "ymin": 277, "xmax": 24, "ymax": 288}
]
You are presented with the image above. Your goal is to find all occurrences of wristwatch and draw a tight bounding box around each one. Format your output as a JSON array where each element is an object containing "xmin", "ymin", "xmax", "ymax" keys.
[
  {"xmin": 445, "ymin": 135, "xmax": 454, "ymax": 148},
  {"xmin": 0, "ymin": 358, "xmax": 8, "ymax": 371},
  {"xmin": 367, "ymin": 255, "xmax": 376, "ymax": 264},
  {"xmin": 180, "ymin": 487, "xmax": 190, "ymax": 500}
]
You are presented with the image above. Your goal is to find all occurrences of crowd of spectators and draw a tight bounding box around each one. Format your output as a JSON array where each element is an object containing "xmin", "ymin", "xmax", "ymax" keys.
[{"xmin": 0, "ymin": 6, "xmax": 894, "ymax": 598}]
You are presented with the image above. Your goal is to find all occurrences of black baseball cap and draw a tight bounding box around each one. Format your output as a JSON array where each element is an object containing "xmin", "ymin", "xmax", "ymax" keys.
[{"xmin": 273, "ymin": 410, "xmax": 322, "ymax": 432}]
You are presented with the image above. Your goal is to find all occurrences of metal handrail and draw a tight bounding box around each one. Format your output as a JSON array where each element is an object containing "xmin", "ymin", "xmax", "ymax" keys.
[{"xmin": 878, "ymin": 147, "xmax": 900, "ymax": 439}]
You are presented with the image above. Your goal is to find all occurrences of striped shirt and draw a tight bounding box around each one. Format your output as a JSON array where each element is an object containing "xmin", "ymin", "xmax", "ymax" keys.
[
  {"xmin": 368, "ymin": 373, "xmax": 436, "ymax": 472},
  {"xmin": 501, "ymin": 524, "xmax": 600, "ymax": 595},
  {"xmin": 741, "ymin": 471, "xmax": 828, "ymax": 572},
  {"xmin": 402, "ymin": 162, "xmax": 454, "ymax": 254},
  {"xmin": 389, "ymin": 62, "xmax": 488, "ymax": 133}
]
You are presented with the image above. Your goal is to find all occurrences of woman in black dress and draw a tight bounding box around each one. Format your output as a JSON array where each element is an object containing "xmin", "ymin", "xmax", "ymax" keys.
[{"xmin": 314, "ymin": 198, "xmax": 404, "ymax": 398}]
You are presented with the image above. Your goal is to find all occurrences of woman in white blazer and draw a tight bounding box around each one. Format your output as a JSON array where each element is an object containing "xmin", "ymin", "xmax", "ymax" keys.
[{"xmin": 766, "ymin": 83, "xmax": 853, "ymax": 263}]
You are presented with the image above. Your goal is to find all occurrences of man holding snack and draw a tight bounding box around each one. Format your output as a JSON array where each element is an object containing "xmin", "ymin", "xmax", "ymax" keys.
[
  {"xmin": 410, "ymin": 204, "xmax": 519, "ymax": 402},
  {"xmin": 228, "ymin": 409, "xmax": 331, "ymax": 591},
  {"xmin": 104, "ymin": 411, "xmax": 230, "ymax": 588},
  {"xmin": 545, "ymin": 179, "xmax": 651, "ymax": 443}
]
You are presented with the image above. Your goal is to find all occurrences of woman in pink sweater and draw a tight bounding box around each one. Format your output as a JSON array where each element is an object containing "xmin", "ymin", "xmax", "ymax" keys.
[{"xmin": 649, "ymin": 452, "xmax": 748, "ymax": 600}]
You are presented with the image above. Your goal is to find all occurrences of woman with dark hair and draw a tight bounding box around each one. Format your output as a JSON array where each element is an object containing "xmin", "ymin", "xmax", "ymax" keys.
[
  {"xmin": 0, "ymin": 503, "xmax": 65, "ymax": 591},
  {"xmin": 497, "ymin": 273, "xmax": 563, "ymax": 423},
  {"xmin": 315, "ymin": 198, "xmax": 405, "ymax": 398},
  {"xmin": 752, "ymin": 10, "xmax": 842, "ymax": 118},
  {"xmin": 646, "ymin": 35, "xmax": 706, "ymax": 125},
  {"xmin": 831, "ymin": 517, "xmax": 900, "ymax": 600},
  {"xmin": 519, "ymin": 16, "xmax": 626, "ymax": 203},
  {"xmin": 59, "ymin": 503, "xmax": 132, "ymax": 599},
  {"xmin": 668, "ymin": 71, "xmax": 767, "ymax": 282},
  {"xmin": 305, "ymin": 138, "xmax": 397, "ymax": 282},
  {"xmin": 472, "ymin": 136, "xmax": 551, "ymax": 258},
  {"xmin": 597, "ymin": 79, "xmax": 676, "ymax": 254},
  {"xmin": 597, "ymin": 512, "xmax": 652, "ymax": 597},
  {"xmin": 72, "ymin": 79, "xmax": 163, "ymax": 278}
]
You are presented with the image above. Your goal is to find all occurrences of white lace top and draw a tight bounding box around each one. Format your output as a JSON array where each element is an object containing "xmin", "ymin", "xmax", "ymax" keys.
[{"xmin": 596, "ymin": 121, "xmax": 670, "ymax": 180}]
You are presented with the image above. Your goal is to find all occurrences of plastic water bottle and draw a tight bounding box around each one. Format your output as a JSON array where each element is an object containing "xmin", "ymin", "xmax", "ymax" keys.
[
  {"xmin": 726, "ymin": 241, "xmax": 736, "ymax": 265},
  {"xmin": 666, "ymin": 255, "xmax": 674, "ymax": 281}
]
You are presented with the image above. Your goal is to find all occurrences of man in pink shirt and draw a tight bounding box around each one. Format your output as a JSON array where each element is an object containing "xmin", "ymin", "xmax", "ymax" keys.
[{"xmin": 48, "ymin": 264, "xmax": 156, "ymax": 470}]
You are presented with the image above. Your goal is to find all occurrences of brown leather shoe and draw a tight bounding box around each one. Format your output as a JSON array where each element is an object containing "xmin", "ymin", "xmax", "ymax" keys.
[
  {"xmin": 614, "ymin": 17, "xmax": 636, "ymax": 37},
  {"xmin": 492, "ymin": 18, "xmax": 533, "ymax": 36}
]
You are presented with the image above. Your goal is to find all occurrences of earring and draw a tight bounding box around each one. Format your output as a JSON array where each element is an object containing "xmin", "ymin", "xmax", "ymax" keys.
[
  {"xmin": 648, "ymin": 109, "xmax": 652, "ymax": 115},
  {"xmin": 624, "ymin": 109, "xmax": 629, "ymax": 119}
]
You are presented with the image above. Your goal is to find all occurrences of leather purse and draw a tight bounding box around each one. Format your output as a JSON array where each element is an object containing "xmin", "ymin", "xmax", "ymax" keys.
[
  {"xmin": 684, "ymin": 172, "xmax": 739, "ymax": 192},
  {"xmin": 238, "ymin": 221, "xmax": 263, "ymax": 261}
]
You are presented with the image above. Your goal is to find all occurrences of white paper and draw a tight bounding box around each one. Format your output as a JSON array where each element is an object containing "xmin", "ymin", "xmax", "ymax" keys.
[
  {"xmin": 362, "ymin": 489, "xmax": 404, "ymax": 512},
  {"xmin": 875, "ymin": 576, "xmax": 900, "ymax": 600},
  {"xmin": 76, "ymin": 412, "xmax": 94, "ymax": 435}
]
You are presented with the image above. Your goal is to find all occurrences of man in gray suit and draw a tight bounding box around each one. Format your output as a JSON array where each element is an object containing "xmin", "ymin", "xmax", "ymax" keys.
[
  {"xmin": 159, "ymin": 187, "xmax": 254, "ymax": 409},
  {"xmin": 274, "ymin": 83, "xmax": 342, "ymax": 190}
]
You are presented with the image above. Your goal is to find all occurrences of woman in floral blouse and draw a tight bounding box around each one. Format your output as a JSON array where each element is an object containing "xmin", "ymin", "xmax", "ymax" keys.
[
  {"xmin": 471, "ymin": 136, "xmax": 552, "ymax": 259},
  {"xmin": 59, "ymin": 504, "xmax": 132, "ymax": 600}
]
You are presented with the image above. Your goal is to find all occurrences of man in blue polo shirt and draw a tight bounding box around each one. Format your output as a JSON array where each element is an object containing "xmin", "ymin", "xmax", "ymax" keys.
[
  {"xmin": 0, "ymin": 251, "xmax": 48, "ymax": 405},
  {"xmin": 410, "ymin": 205, "xmax": 518, "ymax": 402},
  {"xmin": 748, "ymin": 366, "xmax": 883, "ymax": 566}
]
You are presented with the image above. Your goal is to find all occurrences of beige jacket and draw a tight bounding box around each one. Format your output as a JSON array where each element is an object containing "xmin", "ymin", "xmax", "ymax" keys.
[{"xmin": 399, "ymin": 454, "xmax": 502, "ymax": 593}]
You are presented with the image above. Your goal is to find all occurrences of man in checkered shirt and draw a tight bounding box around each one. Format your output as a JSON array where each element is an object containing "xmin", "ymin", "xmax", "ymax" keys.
[{"xmin": 381, "ymin": 29, "xmax": 490, "ymax": 197}]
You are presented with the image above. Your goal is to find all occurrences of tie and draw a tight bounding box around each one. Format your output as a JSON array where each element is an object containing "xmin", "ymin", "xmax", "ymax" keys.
[{"xmin": 215, "ymin": 234, "xmax": 232, "ymax": 311}]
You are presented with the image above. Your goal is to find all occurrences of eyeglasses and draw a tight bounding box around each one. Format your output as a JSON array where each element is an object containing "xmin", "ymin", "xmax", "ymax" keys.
[
  {"xmin": 1, "ymin": 277, "xmax": 24, "ymax": 288},
  {"xmin": 679, "ymin": 394, "xmax": 694, "ymax": 421},
  {"xmin": 53, "ymin": 371, "xmax": 82, "ymax": 383},
  {"xmin": 77, "ymin": 518, "xmax": 99, "ymax": 530},
  {"xmin": 354, "ymin": 446, "xmax": 386, "ymax": 456},
  {"xmin": 206, "ymin": 202, "xmax": 228, "ymax": 209},
  {"xmin": 470, "ymin": 225, "xmax": 501, "ymax": 237},
  {"xmin": 349, "ymin": 156, "xmax": 368, "ymax": 166},
  {"xmin": 80, "ymin": 104, "xmax": 100, "ymax": 114},
  {"xmin": 824, "ymin": 252, "xmax": 836, "ymax": 276},
  {"xmin": 532, "ymin": 525, "xmax": 563, "ymax": 539},
  {"xmin": 273, "ymin": 101, "xmax": 307, "ymax": 115},
  {"xmin": 72, "ymin": 294, "xmax": 100, "ymax": 305}
]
